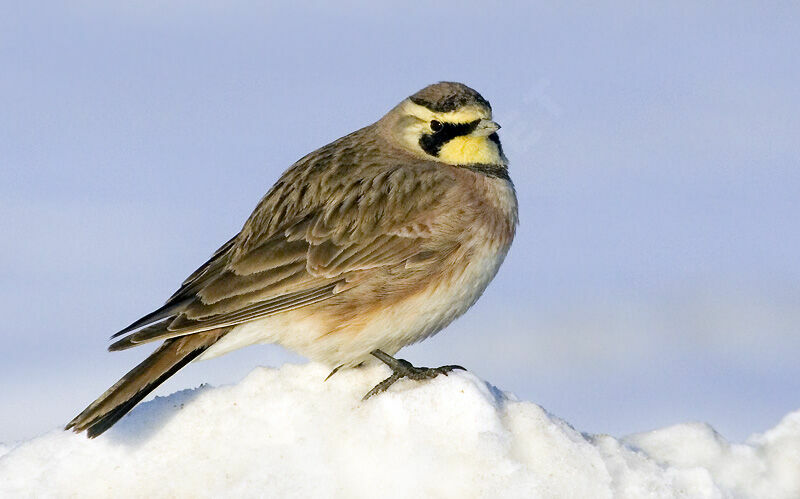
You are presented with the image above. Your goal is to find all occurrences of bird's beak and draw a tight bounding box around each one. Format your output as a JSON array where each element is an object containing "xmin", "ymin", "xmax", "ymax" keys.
[{"xmin": 473, "ymin": 119, "xmax": 501, "ymax": 136}]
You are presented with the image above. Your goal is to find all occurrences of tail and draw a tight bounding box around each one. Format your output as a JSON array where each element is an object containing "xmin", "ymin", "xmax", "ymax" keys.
[{"xmin": 66, "ymin": 329, "xmax": 228, "ymax": 438}]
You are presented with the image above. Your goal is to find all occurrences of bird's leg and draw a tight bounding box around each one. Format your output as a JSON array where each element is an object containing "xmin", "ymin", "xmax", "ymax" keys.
[{"xmin": 362, "ymin": 350, "xmax": 465, "ymax": 400}]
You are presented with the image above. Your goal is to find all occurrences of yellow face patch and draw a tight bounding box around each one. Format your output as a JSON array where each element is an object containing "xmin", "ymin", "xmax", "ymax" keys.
[
  {"xmin": 437, "ymin": 135, "xmax": 503, "ymax": 165},
  {"xmin": 393, "ymin": 100, "xmax": 506, "ymax": 166}
]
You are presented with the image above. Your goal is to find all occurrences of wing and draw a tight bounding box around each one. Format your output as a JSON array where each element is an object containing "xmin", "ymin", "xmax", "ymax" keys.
[{"xmin": 110, "ymin": 133, "xmax": 457, "ymax": 351}]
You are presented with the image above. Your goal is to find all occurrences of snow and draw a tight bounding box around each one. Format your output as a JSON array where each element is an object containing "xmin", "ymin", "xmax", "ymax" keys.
[{"xmin": 1, "ymin": 363, "xmax": 798, "ymax": 498}]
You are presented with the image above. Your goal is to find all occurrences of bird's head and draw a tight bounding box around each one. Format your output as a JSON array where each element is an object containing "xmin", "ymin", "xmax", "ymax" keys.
[{"xmin": 383, "ymin": 82, "xmax": 506, "ymax": 167}]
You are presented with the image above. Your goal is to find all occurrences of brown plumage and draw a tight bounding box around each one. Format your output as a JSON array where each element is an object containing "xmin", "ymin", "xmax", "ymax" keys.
[{"xmin": 68, "ymin": 82, "xmax": 518, "ymax": 437}]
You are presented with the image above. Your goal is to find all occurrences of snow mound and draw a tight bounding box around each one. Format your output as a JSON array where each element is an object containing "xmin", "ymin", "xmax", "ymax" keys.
[{"xmin": 1, "ymin": 363, "xmax": 798, "ymax": 498}]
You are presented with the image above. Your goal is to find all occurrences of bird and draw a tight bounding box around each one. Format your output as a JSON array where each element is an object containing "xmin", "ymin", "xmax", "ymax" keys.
[{"xmin": 66, "ymin": 81, "xmax": 518, "ymax": 438}]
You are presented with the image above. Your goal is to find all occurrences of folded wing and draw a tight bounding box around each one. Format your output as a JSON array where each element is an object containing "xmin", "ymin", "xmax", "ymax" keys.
[{"xmin": 110, "ymin": 156, "xmax": 456, "ymax": 351}]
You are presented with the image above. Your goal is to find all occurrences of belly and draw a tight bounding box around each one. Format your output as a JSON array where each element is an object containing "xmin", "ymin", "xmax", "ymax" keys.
[
  {"xmin": 199, "ymin": 235, "xmax": 511, "ymax": 366},
  {"xmin": 343, "ymin": 239, "xmax": 511, "ymax": 360}
]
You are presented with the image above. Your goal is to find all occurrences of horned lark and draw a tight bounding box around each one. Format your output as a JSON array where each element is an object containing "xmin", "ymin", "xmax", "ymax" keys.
[{"xmin": 67, "ymin": 82, "xmax": 518, "ymax": 437}]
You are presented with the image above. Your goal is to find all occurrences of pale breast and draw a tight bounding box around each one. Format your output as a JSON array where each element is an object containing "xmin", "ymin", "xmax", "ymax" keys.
[{"xmin": 374, "ymin": 173, "xmax": 517, "ymax": 349}]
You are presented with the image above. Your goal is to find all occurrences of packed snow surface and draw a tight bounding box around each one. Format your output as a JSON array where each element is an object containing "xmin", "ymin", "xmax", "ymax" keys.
[{"xmin": 1, "ymin": 363, "xmax": 798, "ymax": 498}]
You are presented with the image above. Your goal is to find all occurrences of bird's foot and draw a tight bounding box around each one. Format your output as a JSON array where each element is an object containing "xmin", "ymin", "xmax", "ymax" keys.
[{"xmin": 362, "ymin": 350, "xmax": 465, "ymax": 400}]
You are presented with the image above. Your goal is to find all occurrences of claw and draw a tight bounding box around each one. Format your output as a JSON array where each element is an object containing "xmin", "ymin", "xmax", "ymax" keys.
[
  {"xmin": 324, "ymin": 365, "xmax": 343, "ymax": 382},
  {"xmin": 362, "ymin": 372, "xmax": 403, "ymax": 400},
  {"xmin": 362, "ymin": 350, "xmax": 467, "ymax": 400}
]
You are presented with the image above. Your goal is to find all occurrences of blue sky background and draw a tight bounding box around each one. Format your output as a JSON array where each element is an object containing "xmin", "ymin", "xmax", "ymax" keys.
[{"xmin": 2, "ymin": 1, "xmax": 798, "ymax": 443}]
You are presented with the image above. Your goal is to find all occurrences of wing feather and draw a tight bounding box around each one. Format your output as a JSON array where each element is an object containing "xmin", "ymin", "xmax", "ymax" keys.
[
  {"xmin": 111, "ymin": 130, "xmax": 458, "ymax": 349},
  {"xmin": 197, "ymin": 260, "xmax": 308, "ymax": 304}
]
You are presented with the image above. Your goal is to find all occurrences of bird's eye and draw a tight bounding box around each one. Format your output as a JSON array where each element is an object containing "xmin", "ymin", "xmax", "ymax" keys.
[{"xmin": 430, "ymin": 120, "xmax": 443, "ymax": 132}]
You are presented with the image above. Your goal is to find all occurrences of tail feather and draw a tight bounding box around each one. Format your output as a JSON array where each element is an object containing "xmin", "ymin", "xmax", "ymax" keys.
[
  {"xmin": 108, "ymin": 318, "xmax": 175, "ymax": 352},
  {"xmin": 66, "ymin": 329, "xmax": 228, "ymax": 438},
  {"xmin": 110, "ymin": 297, "xmax": 193, "ymax": 339}
]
